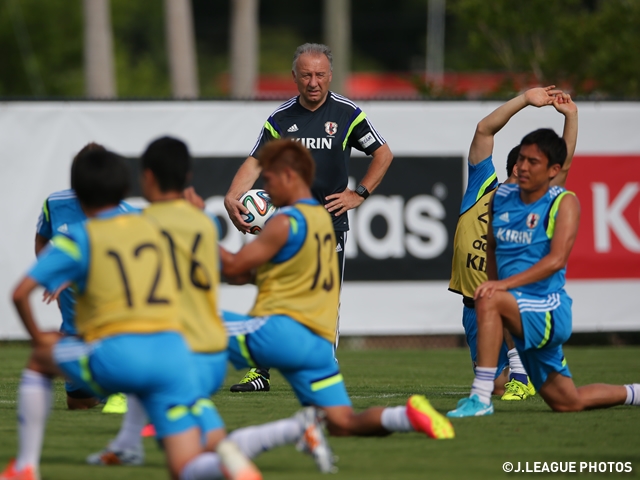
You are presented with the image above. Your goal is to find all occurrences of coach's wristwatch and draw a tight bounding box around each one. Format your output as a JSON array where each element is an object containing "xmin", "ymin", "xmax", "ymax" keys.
[{"xmin": 355, "ymin": 184, "xmax": 370, "ymax": 199}]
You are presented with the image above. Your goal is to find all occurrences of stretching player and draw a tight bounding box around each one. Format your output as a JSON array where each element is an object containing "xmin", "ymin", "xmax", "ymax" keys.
[
  {"xmin": 218, "ymin": 140, "xmax": 454, "ymax": 473},
  {"xmin": 84, "ymin": 137, "xmax": 227, "ymax": 465},
  {"xmin": 449, "ymin": 86, "xmax": 578, "ymax": 400},
  {"xmin": 35, "ymin": 142, "xmax": 132, "ymax": 413},
  {"xmin": 447, "ymin": 128, "xmax": 640, "ymax": 417},
  {"xmin": 85, "ymin": 137, "xmax": 326, "ymax": 477},
  {"xmin": 2, "ymin": 149, "xmax": 258, "ymax": 480}
]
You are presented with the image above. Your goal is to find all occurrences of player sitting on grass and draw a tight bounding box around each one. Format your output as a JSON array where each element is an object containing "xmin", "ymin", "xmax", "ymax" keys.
[
  {"xmin": 1, "ymin": 149, "xmax": 259, "ymax": 480},
  {"xmin": 34, "ymin": 142, "xmax": 132, "ymax": 413},
  {"xmin": 449, "ymin": 86, "xmax": 578, "ymax": 401},
  {"xmin": 447, "ymin": 128, "xmax": 640, "ymax": 418},
  {"xmin": 217, "ymin": 139, "xmax": 454, "ymax": 474}
]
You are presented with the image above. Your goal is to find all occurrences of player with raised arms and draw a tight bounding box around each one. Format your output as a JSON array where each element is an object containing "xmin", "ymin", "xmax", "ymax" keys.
[
  {"xmin": 447, "ymin": 128, "xmax": 640, "ymax": 417},
  {"xmin": 1, "ymin": 149, "xmax": 258, "ymax": 480},
  {"xmin": 449, "ymin": 86, "xmax": 578, "ymax": 400},
  {"xmin": 218, "ymin": 139, "xmax": 454, "ymax": 474}
]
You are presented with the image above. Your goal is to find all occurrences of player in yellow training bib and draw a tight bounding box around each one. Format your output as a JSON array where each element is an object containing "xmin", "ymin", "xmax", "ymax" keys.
[
  {"xmin": 85, "ymin": 137, "xmax": 240, "ymax": 471},
  {"xmin": 218, "ymin": 140, "xmax": 454, "ymax": 475},
  {"xmin": 3, "ymin": 149, "xmax": 227, "ymax": 480},
  {"xmin": 448, "ymin": 87, "xmax": 578, "ymax": 400}
]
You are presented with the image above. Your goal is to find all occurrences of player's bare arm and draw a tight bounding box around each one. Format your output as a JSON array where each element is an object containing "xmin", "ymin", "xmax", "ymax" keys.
[
  {"xmin": 224, "ymin": 155, "xmax": 262, "ymax": 233},
  {"xmin": 325, "ymin": 143, "xmax": 393, "ymax": 217},
  {"xmin": 35, "ymin": 234, "xmax": 49, "ymax": 256},
  {"xmin": 484, "ymin": 205, "xmax": 498, "ymax": 282},
  {"xmin": 35, "ymin": 233, "xmax": 61, "ymax": 304},
  {"xmin": 221, "ymin": 214, "xmax": 290, "ymax": 278},
  {"xmin": 469, "ymin": 86, "xmax": 562, "ymax": 166},
  {"xmin": 475, "ymin": 194, "xmax": 580, "ymax": 299},
  {"xmin": 13, "ymin": 277, "xmax": 62, "ymax": 353},
  {"xmin": 551, "ymin": 94, "xmax": 578, "ymax": 188}
]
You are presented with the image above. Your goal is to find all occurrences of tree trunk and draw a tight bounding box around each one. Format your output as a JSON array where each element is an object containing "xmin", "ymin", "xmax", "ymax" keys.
[
  {"xmin": 84, "ymin": 0, "xmax": 116, "ymax": 99},
  {"xmin": 165, "ymin": 0, "xmax": 199, "ymax": 99}
]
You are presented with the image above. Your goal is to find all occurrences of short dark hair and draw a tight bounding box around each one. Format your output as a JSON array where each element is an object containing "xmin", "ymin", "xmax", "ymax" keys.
[
  {"xmin": 141, "ymin": 136, "xmax": 191, "ymax": 192},
  {"xmin": 257, "ymin": 140, "xmax": 315, "ymax": 187},
  {"xmin": 71, "ymin": 142, "xmax": 106, "ymax": 169},
  {"xmin": 71, "ymin": 149, "xmax": 130, "ymax": 208},
  {"xmin": 506, "ymin": 145, "xmax": 520, "ymax": 177},
  {"xmin": 520, "ymin": 129, "xmax": 567, "ymax": 168}
]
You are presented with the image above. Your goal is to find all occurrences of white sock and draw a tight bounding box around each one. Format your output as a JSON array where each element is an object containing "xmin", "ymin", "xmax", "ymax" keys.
[
  {"xmin": 180, "ymin": 452, "xmax": 224, "ymax": 480},
  {"xmin": 470, "ymin": 366, "xmax": 497, "ymax": 405},
  {"xmin": 624, "ymin": 384, "xmax": 640, "ymax": 406},
  {"xmin": 380, "ymin": 406, "xmax": 413, "ymax": 432},
  {"xmin": 228, "ymin": 417, "xmax": 303, "ymax": 459},
  {"xmin": 507, "ymin": 348, "xmax": 527, "ymax": 376},
  {"xmin": 109, "ymin": 395, "xmax": 147, "ymax": 451},
  {"xmin": 16, "ymin": 369, "xmax": 53, "ymax": 471}
]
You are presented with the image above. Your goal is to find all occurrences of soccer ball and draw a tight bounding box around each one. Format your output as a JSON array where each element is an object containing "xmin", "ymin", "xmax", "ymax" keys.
[{"xmin": 239, "ymin": 189, "xmax": 276, "ymax": 235}]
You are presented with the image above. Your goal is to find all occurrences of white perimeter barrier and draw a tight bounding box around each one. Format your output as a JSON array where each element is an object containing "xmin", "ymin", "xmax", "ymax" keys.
[{"xmin": 1, "ymin": 101, "xmax": 639, "ymax": 338}]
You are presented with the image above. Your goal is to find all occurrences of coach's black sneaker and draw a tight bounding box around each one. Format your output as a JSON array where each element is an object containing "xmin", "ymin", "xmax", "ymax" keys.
[{"xmin": 230, "ymin": 368, "xmax": 270, "ymax": 392}]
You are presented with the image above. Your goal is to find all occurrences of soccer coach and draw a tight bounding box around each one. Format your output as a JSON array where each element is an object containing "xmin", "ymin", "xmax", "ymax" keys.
[
  {"xmin": 224, "ymin": 42, "xmax": 394, "ymax": 286},
  {"xmin": 224, "ymin": 43, "xmax": 393, "ymax": 392}
]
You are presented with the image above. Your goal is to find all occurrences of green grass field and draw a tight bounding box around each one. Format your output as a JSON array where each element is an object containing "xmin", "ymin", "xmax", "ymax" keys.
[{"xmin": 1, "ymin": 343, "xmax": 639, "ymax": 479}]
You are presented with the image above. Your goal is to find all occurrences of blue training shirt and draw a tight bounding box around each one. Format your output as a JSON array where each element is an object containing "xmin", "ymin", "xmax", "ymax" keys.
[
  {"xmin": 492, "ymin": 184, "xmax": 574, "ymax": 296},
  {"xmin": 270, "ymin": 199, "xmax": 315, "ymax": 263},
  {"xmin": 35, "ymin": 190, "xmax": 136, "ymax": 335},
  {"xmin": 459, "ymin": 156, "xmax": 498, "ymax": 215},
  {"xmin": 29, "ymin": 207, "xmax": 129, "ymax": 302}
]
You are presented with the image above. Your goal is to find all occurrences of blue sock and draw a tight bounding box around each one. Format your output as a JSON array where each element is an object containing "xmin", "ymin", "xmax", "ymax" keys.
[{"xmin": 510, "ymin": 372, "xmax": 528, "ymax": 384}]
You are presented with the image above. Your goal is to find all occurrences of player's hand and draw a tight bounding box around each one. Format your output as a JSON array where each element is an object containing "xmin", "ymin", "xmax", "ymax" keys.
[
  {"xmin": 325, "ymin": 189, "xmax": 364, "ymax": 217},
  {"xmin": 183, "ymin": 187, "xmax": 205, "ymax": 210},
  {"xmin": 224, "ymin": 195, "xmax": 251, "ymax": 234},
  {"xmin": 552, "ymin": 92, "xmax": 577, "ymax": 116},
  {"xmin": 42, "ymin": 282, "xmax": 70, "ymax": 305},
  {"xmin": 474, "ymin": 280, "xmax": 508, "ymax": 300},
  {"xmin": 524, "ymin": 85, "xmax": 563, "ymax": 108}
]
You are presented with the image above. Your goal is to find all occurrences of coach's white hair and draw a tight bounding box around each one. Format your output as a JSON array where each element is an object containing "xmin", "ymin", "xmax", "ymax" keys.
[{"xmin": 292, "ymin": 43, "xmax": 333, "ymax": 72}]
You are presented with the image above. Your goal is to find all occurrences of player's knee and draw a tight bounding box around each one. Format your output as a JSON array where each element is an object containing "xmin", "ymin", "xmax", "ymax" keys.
[
  {"xmin": 550, "ymin": 403, "xmax": 583, "ymax": 413},
  {"xmin": 475, "ymin": 295, "xmax": 496, "ymax": 317},
  {"xmin": 204, "ymin": 428, "xmax": 226, "ymax": 452},
  {"xmin": 26, "ymin": 351, "xmax": 48, "ymax": 374},
  {"xmin": 325, "ymin": 413, "xmax": 355, "ymax": 437},
  {"xmin": 546, "ymin": 396, "xmax": 584, "ymax": 413}
]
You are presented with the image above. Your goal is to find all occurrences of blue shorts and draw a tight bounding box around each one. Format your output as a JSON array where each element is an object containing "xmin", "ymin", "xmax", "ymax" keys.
[
  {"xmin": 462, "ymin": 305, "xmax": 509, "ymax": 379},
  {"xmin": 223, "ymin": 311, "xmax": 351, "ymax": 408},
  {"xmin": 191, "ymin": 351, "xmax": 227, "ymax": 433},
  {"xmin": 54, "ymin": 332, "xmax": 216, "ymax": 439},
  {"xmin": 509, "ymin": 290, "xmax": 573, "ymax": 390},
  {"xmin": 61, "ymin": 335, "xmax": 98, "ymax": 399}
]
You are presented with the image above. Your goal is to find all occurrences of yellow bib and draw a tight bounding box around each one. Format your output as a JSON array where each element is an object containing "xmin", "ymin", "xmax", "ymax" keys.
[
  {"xmin": 144, "ymin": 200, "xmax": 227, "ymax": 353},
  {"xmin": 250, "ymin": 203, "xmax": 339, "ymax": 343},
  {"xmin": 76, "ymin": 215, "xmax": 179, "ymax": 342},
  {"xmin": 449, "ymin": 189, "xmax": 494, "ymax": 299}
]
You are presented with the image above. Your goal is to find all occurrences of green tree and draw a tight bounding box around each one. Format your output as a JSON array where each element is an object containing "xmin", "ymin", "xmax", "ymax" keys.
[
  {"xmin": 0, "ymin": 0, "xmax": 83, "ymax": 96},
  {"xmin": 449, "ymin": 0, "xmax": 640, "ymax": 97},
  {"xmin": 111, "ymin": 0, "xmax": 170, "ymax": 97}
]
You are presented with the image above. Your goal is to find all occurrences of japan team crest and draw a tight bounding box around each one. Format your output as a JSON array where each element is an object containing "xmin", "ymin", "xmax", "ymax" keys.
[
  {"xmin": 325, "ymin": 121, "xmax": 338, "ymax": 136},
  {"xmin": 526, "ymin": 213, "xmax": 540, "ymax": 229}
]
